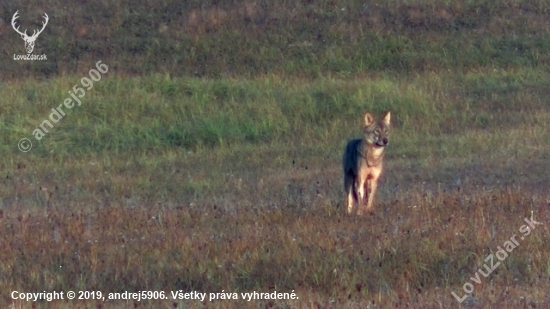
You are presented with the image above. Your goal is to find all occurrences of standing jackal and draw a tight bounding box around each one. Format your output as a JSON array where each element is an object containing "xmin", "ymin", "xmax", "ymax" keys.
[{"xmin": 343, "ymin": 111, "xmax": 391, "ymax": 215}]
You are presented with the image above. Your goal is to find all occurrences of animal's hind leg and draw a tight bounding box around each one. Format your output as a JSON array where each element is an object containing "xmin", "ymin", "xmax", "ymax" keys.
[{"xmin": 344, "ymin": 174, "xmax": 356, "ymax": 214}]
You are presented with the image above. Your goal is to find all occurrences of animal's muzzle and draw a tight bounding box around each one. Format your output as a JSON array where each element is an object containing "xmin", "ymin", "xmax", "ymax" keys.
[{"xmin": 376, "ymin": 138, "xmax": 389, "ymax": 147}]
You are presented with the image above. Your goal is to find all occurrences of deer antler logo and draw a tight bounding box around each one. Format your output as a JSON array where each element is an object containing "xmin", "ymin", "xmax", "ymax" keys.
[{"xmin": 12, "ymin": 11, "xmax": 49, "ymax": 54}]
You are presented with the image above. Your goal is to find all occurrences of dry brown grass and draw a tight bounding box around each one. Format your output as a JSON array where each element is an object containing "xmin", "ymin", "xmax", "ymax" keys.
[{"xmin": 2, "ymin": 140, "xmax": 550, "ymax": 308}]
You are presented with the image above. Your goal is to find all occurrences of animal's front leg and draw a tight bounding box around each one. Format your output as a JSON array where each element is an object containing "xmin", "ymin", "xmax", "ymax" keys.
[
  {"xmin": 356, "ymin": 177, "xmax": 366, "ymax": 211},
  {"xmin": 365, "ymin": 178, "xmax": 378, "ymax": 212},
  {"xmin": 357, "ymin": 178, "xmax": 370, "ymax": 216}
]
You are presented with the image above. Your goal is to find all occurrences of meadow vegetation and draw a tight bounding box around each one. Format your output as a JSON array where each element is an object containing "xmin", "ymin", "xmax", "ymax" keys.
[{"xmin": 1, "ymin": 0, "xmax": 550, "ymax": 308}]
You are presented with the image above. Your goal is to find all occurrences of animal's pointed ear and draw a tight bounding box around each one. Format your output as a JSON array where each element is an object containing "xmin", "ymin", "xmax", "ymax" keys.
[
  {"xmin": 364, "ymin": 112, "xmax": 374, "ymax": 126},
  {"xmin": 382, "ymin": 111, "xmax": 391, "ymax": 126}
]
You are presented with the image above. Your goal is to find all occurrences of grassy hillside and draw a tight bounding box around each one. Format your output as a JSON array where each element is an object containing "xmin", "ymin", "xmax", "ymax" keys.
[
  {"xmin": 1, "ymin": 0, "xmax": 550, "ymax": 308},
  {"xmin": 4, "ymin": 68, "xmax": 550, "ymax": 157}
]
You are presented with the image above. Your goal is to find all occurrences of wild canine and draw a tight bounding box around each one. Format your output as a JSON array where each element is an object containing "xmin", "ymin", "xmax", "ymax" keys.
[{"xmin": 342, "ymin": 111, "xmax": 391, "ymax": 215}]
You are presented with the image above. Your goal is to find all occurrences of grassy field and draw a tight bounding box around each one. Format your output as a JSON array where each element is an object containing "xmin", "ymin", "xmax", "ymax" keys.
[{"xmin": 2, "ymin": 0, "xmax": 550, "ymax": 308}]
